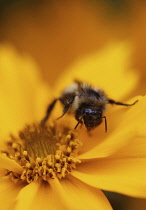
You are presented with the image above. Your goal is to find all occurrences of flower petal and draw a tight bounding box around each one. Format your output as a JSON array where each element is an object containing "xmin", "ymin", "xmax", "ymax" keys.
[
  {"xmin": 0, "ymin": 45, "xmax": 50, "ymax": 139},
  {"xmin": 0, "ymin": 178, "xmax": 24, "ymax": 210},
  {"xmin": 73, "ymin": 158, "xmax": 146, "ymax": 198},
  {"xmin": 0, "ymin": 154, "xmax": 22, "ymax": 174},
  {"xmin": 15, "ymin": 182, "xmax": 39, "ymax": 210},
  {"xmin": 49, "ymin": 176, "xmax": 112, "ymax": 210},
  {"xmin": 55, "ymin": 42, "xmax": 139, "ymax": 100},
  {"xmin": 78, "ymin": 95, "xmax": 146, "ymax": 159},
  {"xmin": 15, "ymin": 181, "xmax": 65, "ymax": 210},
  {"xmin": 110, "ymin": 136, "xmax": 146, "ymax": 158}
]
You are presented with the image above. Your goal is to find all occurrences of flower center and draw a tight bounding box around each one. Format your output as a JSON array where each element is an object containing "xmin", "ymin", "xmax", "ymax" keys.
[{"xmin": 2, "ymin": 123, "xmax": 82, "ymax": 183}]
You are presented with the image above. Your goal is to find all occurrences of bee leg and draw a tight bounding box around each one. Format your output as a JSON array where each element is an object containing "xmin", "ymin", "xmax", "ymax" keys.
[
  {"xmin": 57, "ymin": 104, "xmax": 71, "ymax": 119},
  {"xmin": 74, "ymin": 118, "xmax": 83, "ymax": 130},
  {"xmin": 108, "ymin": 99, "xmax": 138, "ymax": 106},
  {"xmin": 41, "ymin": 98, "xmax": 59, "ymax": 125},
  {"xmin": 57, "ymin": 94, "xmax": 75, "ymax": 119},
  {"xmin": 102, "ymin": 116, "xmax": 107, "ymax": 132}
]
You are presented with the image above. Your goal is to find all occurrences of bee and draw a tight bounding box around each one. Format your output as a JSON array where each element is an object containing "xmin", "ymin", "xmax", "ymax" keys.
[{"xmin": 41, "ymin": 80, "xmax": 138, "ymax": 131}]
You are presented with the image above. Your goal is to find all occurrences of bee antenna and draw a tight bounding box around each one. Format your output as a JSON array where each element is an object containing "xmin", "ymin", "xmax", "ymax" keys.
[{"xmin": 102, "ymin": 116, "xmax": 107, "ymax": 132}]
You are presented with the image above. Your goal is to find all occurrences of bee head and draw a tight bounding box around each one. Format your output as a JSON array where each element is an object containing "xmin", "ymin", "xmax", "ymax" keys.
[{"xmin": 83, "ymin": 108, "xmax": 102, "ymax": 130}]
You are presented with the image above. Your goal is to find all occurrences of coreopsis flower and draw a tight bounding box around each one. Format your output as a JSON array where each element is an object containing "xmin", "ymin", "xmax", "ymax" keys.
[{"xmin": 0, "ymin": 43, "xmax": 146, "ymax": 210}]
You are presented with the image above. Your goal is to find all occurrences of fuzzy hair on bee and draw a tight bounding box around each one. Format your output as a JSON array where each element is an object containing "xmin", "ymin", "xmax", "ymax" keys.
[{"xmin": 41, "ymin": 80, "xmax": 138, "ymax": 131}]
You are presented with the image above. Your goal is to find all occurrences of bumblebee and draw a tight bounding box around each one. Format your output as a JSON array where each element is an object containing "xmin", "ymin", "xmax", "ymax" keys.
[{"xmin": 41, "ymin": 80, "xmax": 138, "ymax": 131}]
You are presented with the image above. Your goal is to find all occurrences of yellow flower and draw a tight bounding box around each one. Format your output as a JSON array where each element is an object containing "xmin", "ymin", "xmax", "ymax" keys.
[{"xmin": 0, "ymin": 43, "xmax": 146, "ymax": 210}]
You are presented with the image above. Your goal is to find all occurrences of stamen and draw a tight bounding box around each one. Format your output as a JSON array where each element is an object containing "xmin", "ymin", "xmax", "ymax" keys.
[{"xmin": 1, "ymin": 123, "xmax": 82, "ymax": 183}]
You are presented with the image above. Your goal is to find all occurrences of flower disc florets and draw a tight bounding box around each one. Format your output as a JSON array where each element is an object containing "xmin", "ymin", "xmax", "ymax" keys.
[{"xmin": 1, "ymin": 123, "xmax": 82, "ymax": 183}]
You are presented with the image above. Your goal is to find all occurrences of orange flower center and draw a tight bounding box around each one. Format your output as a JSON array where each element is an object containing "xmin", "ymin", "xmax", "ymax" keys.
[{"xmin": 2, "ymin": 123, "xmax": 82, "ymax": 183}]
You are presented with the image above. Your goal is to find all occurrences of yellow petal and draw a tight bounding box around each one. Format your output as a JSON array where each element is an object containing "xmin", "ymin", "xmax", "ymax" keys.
[
  {"xmin": 55, "ymin": 42, "xmax": 139, "ymax": 100},
  {"xmin": 15, "ymin": 181, "xmax": 65, "ymax": 210},
  {"xmin": 0, "ymin": 45, "xmax": 50, "ymax": 139},
  {"xmin": 72, "ymin": 158, "xmax": 146, "ymax": 198},
  {"xmin": 0, "ymin": 154, "xmax": 22, "ymax": 174},
  {"xmin": 78, "ymin": 95, "xmax": 146, "ymax": 159},
  {"xmin": 0, "ymin": 178, "xmax": 24, "ymax": 210},
  {"xmin": 15, "ymin": 182, "xmax": 39, "ymax": 210},
  {"xmin": 49, "ymin": 176, "xmax": 112, "ymax": 210},
  {"xmin": 110, "ymin": 136, "xmax": 146, "ymax": 158}
]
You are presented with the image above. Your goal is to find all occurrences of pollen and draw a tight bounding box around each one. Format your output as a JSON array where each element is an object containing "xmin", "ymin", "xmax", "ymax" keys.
[{"xmin": 2, "ymin": 123, "xmax": 82, "ymax": 183}]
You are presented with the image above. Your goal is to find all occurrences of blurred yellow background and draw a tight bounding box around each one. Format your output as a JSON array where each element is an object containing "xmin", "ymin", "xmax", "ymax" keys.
[{"xmin": 1, "ymin": 0, "xmax": 146, "ymax": 89}]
